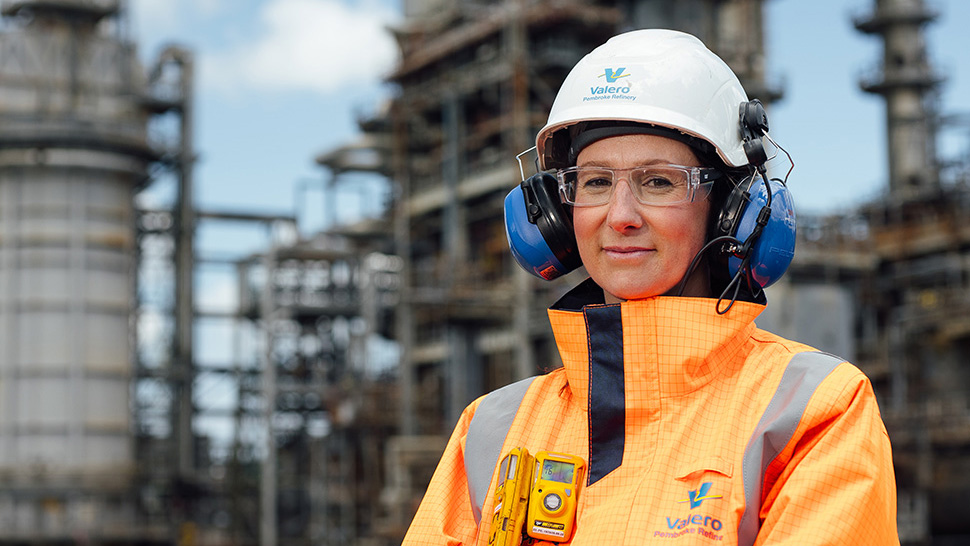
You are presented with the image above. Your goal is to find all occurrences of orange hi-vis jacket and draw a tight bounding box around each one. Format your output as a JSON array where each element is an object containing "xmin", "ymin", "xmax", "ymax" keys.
[{"xmin": 403, "ymin": 280, "xmax": 898, "ymax": 545}]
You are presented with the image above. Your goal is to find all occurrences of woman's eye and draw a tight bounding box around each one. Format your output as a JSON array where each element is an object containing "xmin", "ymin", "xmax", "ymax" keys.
[
  {"xmin": 642, "ymin": 176, "xmax": 674, "ymax": 189},
  {"xmin": 581, "ymin": 176, "xmax": 612, "ymax": 188}
]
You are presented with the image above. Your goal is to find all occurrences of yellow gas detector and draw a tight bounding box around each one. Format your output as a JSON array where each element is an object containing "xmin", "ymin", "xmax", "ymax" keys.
[
  {"xmin": 487, "ymin": 447, "xmax": 533, "ymax": 546},
  {"xmin": 487, "ymin": 448, "xmax": 585, "ymax": 545},
  {"xmin": 526, "ymin": 451, "xmax": 584, "ymax": 542}
]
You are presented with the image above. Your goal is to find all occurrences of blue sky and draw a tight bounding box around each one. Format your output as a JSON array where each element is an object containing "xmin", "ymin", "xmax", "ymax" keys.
[{"xmin": 129, "ymin": 0, "xmax": 970, "ymax": 226}]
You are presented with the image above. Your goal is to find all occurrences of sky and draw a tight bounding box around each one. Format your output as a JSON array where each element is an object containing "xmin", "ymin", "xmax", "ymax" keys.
[{"xmin": 128, "ymin": 0, "xmax": 970, "ymax": 228}]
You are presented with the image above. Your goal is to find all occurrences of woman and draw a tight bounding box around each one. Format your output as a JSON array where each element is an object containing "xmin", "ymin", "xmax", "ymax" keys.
[{"xmin": 403, "ymin": 29, "xmax": 897, "ymax": 545}]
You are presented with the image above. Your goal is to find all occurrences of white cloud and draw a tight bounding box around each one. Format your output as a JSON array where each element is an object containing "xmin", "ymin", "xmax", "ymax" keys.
[{"xmin": 200, "ymin": 0, "xmax": 399, "ymax": 95}]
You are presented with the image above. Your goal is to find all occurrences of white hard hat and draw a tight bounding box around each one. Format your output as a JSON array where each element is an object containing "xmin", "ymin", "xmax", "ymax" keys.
[{"xmin": 536, "ymin": 29, "xmax": 751, "ymax": 170}]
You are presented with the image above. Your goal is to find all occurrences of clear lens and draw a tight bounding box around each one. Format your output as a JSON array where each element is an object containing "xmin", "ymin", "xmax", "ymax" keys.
[{"xmin": 558, "ymin": 165, "xmax": 715, "ymax": 206}]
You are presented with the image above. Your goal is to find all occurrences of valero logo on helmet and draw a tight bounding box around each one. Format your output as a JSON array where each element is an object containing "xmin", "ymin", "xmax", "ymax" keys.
[
  {"xmin": 587, "ymin": 67, "xmax": 636, "ymax": 101},
  {"xmin": 601, "ymin": 67, "xmax": 629, "ymax": 83}
]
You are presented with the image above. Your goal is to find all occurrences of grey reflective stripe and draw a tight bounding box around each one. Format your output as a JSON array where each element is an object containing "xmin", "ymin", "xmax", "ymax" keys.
[
  {"xmin": 465, "ymin": 376, "xmax": 537, "ymax": 525},
  {"xmin": 737, "ymin": 351, "xmax": 844, "ymax": 546}
]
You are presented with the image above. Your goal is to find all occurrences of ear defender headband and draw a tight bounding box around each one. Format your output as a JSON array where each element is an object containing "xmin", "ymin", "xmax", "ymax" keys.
[{"xmin": 503, "ymin": 100, "xmax": 796, "ymax": 298}]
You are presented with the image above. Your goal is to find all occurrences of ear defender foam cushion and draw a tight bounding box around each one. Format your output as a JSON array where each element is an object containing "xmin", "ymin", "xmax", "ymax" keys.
[
  {"xmin": 504, "ymin": 173, "xmax": 581, "ymax": 280},
  {"xmin": 726, "ymin": 177, "xmax": 796, "ymax": 288}
]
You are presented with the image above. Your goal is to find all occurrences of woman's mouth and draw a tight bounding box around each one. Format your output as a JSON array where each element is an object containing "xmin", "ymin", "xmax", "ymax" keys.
[{"xmin": 603, "ymin": 246, "xmax": 654, "ymax": 258}]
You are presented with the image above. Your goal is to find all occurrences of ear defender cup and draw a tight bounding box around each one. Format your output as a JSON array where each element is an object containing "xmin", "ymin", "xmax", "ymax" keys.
[
  {"xmin": 721, "ymin": 177, "xmax": 796, "ymax": 289},
  {"xmin": 504, "ymin": 172, "xmax": 582, "ymax": 280}
]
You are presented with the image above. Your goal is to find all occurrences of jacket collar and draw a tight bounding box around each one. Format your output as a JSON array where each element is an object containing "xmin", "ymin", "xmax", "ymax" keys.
[{"xmin": 547, "ymin": 279, "xmax": 765, "ymax": 406}]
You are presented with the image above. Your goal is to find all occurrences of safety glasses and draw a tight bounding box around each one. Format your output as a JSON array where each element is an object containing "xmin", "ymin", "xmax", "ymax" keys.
[{"xmin": 557, "ymin": 164, "xmax": 721, "ymax": 207}]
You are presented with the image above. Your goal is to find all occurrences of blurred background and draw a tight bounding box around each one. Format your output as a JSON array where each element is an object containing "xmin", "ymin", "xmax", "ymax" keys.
[{"xmin": 1, "ymin": 0, "xmax": 969, "ymax": 544}]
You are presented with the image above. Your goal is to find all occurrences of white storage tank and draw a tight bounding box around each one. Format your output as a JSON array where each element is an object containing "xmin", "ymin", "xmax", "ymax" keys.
[{"xmin": 0, "ymin": 0, "xmax": 156, "ymax": 539}]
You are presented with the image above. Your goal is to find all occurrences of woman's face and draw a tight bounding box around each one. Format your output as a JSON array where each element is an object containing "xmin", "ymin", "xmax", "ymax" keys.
[{"xmin": 572, "ymin": 133, "xmax": 712, "ymax": 302}]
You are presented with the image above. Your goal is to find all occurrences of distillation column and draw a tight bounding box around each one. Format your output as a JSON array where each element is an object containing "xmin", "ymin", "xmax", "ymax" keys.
[
  {"xmin": 0, "ymin": 0, "xmax": 157, "ymax": 540},
  {"xmin": 855, "ymin": 0, "xmax": 941, "ymax": 196}
]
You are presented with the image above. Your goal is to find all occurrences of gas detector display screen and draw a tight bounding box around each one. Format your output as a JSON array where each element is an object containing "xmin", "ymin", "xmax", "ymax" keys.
[{"xmin": 541, "ymin": 459, "xmax": 575, "ymax": 484}]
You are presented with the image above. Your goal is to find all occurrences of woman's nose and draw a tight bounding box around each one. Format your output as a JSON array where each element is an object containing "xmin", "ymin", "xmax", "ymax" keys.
[{"xmin": 605, "ymin": 178, "xmax": 644, "ymax": 231}]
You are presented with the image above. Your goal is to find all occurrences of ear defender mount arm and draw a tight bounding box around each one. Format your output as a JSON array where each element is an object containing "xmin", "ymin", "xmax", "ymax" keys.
[
  {"xmin": 738, "ymin": 98, "xmax": 774, "ymax": 253},
  {"xmin": 737, "ymin": 99, "xmax": 774, "ymax": 261},
  {"xmin": 739, "ymin": 99, "xmax": 769, "ymax": 168}
]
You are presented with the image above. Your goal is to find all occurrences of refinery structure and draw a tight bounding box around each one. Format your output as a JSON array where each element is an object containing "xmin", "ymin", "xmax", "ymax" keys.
[{"xmin": 0, "ymin": 0, "xmax": 969, "ymax": 544}]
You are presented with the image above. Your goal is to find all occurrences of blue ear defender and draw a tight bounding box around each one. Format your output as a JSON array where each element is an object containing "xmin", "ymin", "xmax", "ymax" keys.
[
  {"xmin": 503, "ymin": 172, "xmax": 582, "ymax": 280},
  {"xmin": 725, "ymin": 176, "xmax": 796, "ymax": 288},
  {"xmin": 705, "ymin": 99, "xmax": 796, "ymax": 311}
]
